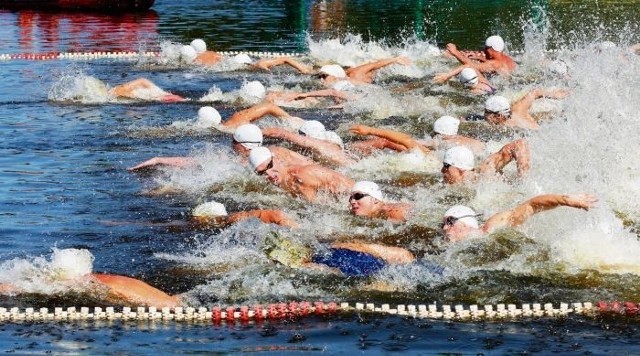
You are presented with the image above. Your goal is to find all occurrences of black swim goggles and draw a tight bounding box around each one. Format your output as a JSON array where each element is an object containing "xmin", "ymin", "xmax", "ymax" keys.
[
  {"xmin": 461, "ymin": 76, "xmax": 478, "ymax": 86},
  {"xmin": 256, "ymin": 159, "xmax": 274, "ymax": 176},
  {"xmin": 349, "ymin": 192, "xmax": 369, "ymax": 201},
  {"xmin": 440, "ymin": 214, "xmax": 481, "ymax": 229}
]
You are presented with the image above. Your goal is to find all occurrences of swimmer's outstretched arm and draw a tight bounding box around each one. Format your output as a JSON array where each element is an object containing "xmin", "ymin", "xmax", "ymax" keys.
[
  {"xmin": 349, "ymin": 137, "xmax": 409, "ymax": 155},
  {"xmin": 292, "ymin": 88, "xmax": 350, "ymax": 102},
  {"xmin": 109, "ymin": 78, "xmax": 186, "ymax": 102},
  {"xmin": 224, "ymin": 102, "xmax": 291, "ymax": 128},
  {"xmin": 92, "ymin": 273, "xmax": 181, "ymax": 308},
  {"xmin": 432, "ymin": 65, "xmax": 466, "ymax": 84},
  {"xmin": 349, "ymin": 124, "xmax": 429, "ymax": 154},
  {"xmin": 227, "ymin": 209, "xmax": 300, "ymax": 228},
  {"xmin": 476, "ymin": 139, "xmax": 530, "ymax": 178},
  {"xmin": 482, "ymin": 194, "xmax": 598, "ymax": 234},
  {"xmin": 445, "ymin": 43, "xmax": 475, "ymax": 65},
  {"xmin": 253, "ymin": 57, "xmax": 314, "ymax": 74},
  {"xmin": 109, "ymin": 78, "xmax": 157, "ymax": 99},
  {"xmin": 346, "ymin": 56, "xmax": 411, "ymax": 79},
  {"xmin": 128, "ymin": 156, "xmax": 198, "ymax": 171},
  {"xmin": 262, "ymin": 127, "xmax": 354, "ymax": 166},
  {"xmin": 330, "ymin": 242, "xmax": 415, "ymax": 264},
  {"xmin": 512, "ymin": 87, "xmax": 570, "ymax": 114}
]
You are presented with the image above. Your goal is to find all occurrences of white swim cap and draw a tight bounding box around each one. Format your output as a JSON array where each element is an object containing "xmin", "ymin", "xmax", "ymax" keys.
[
  {"xmin": 443, "ymin": 205, "xmax": 479, "ymax": 229},
  {"xmin": 485, "ymin": 95, "xmax": 511, "ymax": 115},
  {"xmin": 351, "ymin": 181, "xmax": 384, "ymax": 201},
  {"xmin": 192, "ymin": 201, "xmax": 228, "ymax": 217},
  {"xmin": 249, "ymin": 146, "xmax": 273, "ymax": 171},
  {"xmin": 298, "ymin": 120, "xmax": 326, "ymax": 137},
  {"xmin": 240, "ymin": 81, "xmax": 266, "ymax": 100},
  {"xmin": 485, "ymin": 35, "xmax": 505, "ymax": 52},
  {"xmin": 190, "ymin": 39, "xmax": 207, "ymax": 54},
  {"xmin": 319, "ymin": 64, "xmax": 347, "ymax": 78},
  {"xmin": 180, "ymin": 45, "xmax": 198, "ymax": 63},
  {"xmin": 443, "ymin": 146, "xmax": 475, "ymax": 171},
  {"xmin": 50, "ymin": 248, "xmax": 94, "ymax": 279},
  {"xmin": 233, "ymin": 124, "xmax": 263, "ymax": 149},
  {"xmin": 458, "ymin": 67, "xmax": 479, "ymax": 87},
  {"xmin": 433, "ymin": 115, "xmax": 460, "ymax": 135},
  {"xmin": 196, "ymin": 106, "xmax": 222, "ymax": 127},
  {"xmin": 233, "ymin": 53, "xmax": 253, "ymax": 64}
]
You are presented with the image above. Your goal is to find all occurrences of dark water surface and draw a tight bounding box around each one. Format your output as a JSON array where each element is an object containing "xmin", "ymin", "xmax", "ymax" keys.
[{"xmin": 1, "ymin": 0, "xmax": 640, "ymax": 353}]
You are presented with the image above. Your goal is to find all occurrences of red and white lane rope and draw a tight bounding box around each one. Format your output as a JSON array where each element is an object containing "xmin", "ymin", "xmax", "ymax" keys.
[
  {"xmin": 0, "ymin": 50, "xmax": 303, "ymax": 61},
  {"xmin": 0, "ymin": 301, "xmax": 635, "ymax": 323}
]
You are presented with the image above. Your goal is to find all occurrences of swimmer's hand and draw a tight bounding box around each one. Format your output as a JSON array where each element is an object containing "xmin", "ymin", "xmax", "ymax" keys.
[
  {"xmin": 128, "ymin": 157, "xmax": 197, "ymax": 171},
  {"xmin": 565, "ymin": 194, "xmax": 598, "ymax": 211},
  {"xmin": 445, "ymin": 43, "xmax": 458, "ymax": 54},
  {"xmin": 394, "ymin": 56, "xmax": 412, "ymax": 66},
  {"xmin": 349, "ymin": 124, "xmax": 372, "ymax": 136},
  {"xmin": 161, "ymin": 94, "xmax": 188, "ymax": 103}
]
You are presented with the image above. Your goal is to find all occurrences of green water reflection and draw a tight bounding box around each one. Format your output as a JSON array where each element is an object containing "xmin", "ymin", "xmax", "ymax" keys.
[{"xmin": 157, "ymin": 0, "xmax": 640, "ymax": 52}]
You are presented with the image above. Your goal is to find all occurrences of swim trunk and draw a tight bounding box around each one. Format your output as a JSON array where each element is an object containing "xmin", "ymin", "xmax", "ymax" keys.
[{"xmin": 312, "ymin": 248, "xmax": 386, "ymax": 277}]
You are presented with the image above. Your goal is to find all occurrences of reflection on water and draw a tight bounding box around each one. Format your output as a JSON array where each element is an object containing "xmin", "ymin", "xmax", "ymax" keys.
[
  {"xmin": 1, "ymin": 1, "xmax": 638, "ymax": 54},
  {"xmin": 5, "ymin": 10, "xmax": 159, "ymax": 53}
]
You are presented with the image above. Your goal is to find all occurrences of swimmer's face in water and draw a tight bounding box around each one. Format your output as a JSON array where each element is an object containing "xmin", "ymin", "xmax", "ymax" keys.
[
  {"xmin": 256, "ymin": 159, "xmax": 281, "ymax": 185},
  {"xmin": 484, "ymin": 110, "xmax": 509, "ymax": 125},
  {"xmin": 349, "ymin": 192, "xmax": 381, "ymax": 217},
  {"xmin": 442, "ymin": 216, "xmax": 474, "ymax": 242},
  {"xmin": 441, "ymin": 163, "xmax": 466, "ymax": 184}
]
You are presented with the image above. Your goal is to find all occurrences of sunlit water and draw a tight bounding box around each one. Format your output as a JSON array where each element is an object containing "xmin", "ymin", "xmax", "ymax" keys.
[{"xmin": 1, "ymin": 0, "xmax": 640, "ymax": 353}]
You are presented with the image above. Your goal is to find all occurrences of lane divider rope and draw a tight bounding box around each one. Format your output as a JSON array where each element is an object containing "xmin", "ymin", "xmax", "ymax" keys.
[
  {"xmin": 0, "ymin": 50, "xmax": 304, "ymax": 61},
  {"xmin": 0, "ymin": 301, "xmax": 634, "ymax": 324}
]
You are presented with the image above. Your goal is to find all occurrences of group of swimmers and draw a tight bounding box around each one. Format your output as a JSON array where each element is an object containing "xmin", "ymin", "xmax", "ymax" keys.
[{"xmin": 2, "ymin": 35, "xmax": 601, "ymax": 307}]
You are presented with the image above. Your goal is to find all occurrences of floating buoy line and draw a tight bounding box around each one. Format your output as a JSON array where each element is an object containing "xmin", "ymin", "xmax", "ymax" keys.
[
  {"xmin": 0, "ymin": 50, "xmax": 304, "ymax": 61},
  {"xmin": 0, "ymin": 301, "xmax": 636, "ymax": 324}
]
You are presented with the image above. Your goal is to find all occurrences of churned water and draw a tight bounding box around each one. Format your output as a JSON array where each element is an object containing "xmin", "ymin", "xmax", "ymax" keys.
[{"xmin": 1, "ymin": 0, "xmax": 640, "ymax": 353}]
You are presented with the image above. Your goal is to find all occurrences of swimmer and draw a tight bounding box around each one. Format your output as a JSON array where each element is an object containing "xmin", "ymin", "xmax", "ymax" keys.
[
  {"xmin": 348, "ymin": 181, "xmax": 412, "ymax": 222},
  {"xmin": 317, "ymin": 56, "xmax": 412, "ymax": 88},
  {"xmin": 349, "ymin": 124, "xmax": 432, "ymax": 155},
  {"xmin": 265, "ymin": 88, "xmax": 351, "ymax": 108},
  {"xmin": 180, "ymin": 39, "xmax": 224, "ymax": 66},
  {"xmin": 263, "ymin": 233, "xmax": 414, "ymax": 277},
  {"xmin": 483, "ymin": 88, "xmax": 570, "ymax": 130},
  {"xmin": 0, "ymin": 249, "xmax": 180, "ymax": 308},
  {"xmin": 349, "ymin": 117, "xmax": 486, "ymax": 156},
  {"xmin": 441, "ymin": 141, "xmax": 530, "ymax": 184},
  {"xmin": 445, "ymin": 35, "xmax": 517, "ymax": 77},
  {"xmin": 249, "ymin": 147, "xmax": 354, "ymax": 202},
  {"xmin": 433, "ymin": 66, "xmax": 497, "ymax": 95},
  {"xmin": 221, "ymin": 100, "xmax": 304, "ymax": 129},
  {"xmin": 189, "ymin": 201, "xmax": 299, "ymax": 229},
  {"xmin": 250, "ymin": 56, "xmax": 314, "ymax": 74},
  {"xmin": 428, "ymin": 116, "xmax": 486, "ymax": 154},
  {"xmin": 441, "ymin": 193, "xmax": 598, "ymax": 242},
  {"xmin": 109, "ymin": 78, "xmax": 187, "ymax": 102},
  {"xmin": 128, "ymin": 123, "xmax": 313, "ymax": 171},
  {"xmin": 262, "ymin": 120, "xmax": 357, "ymax": 167}
]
